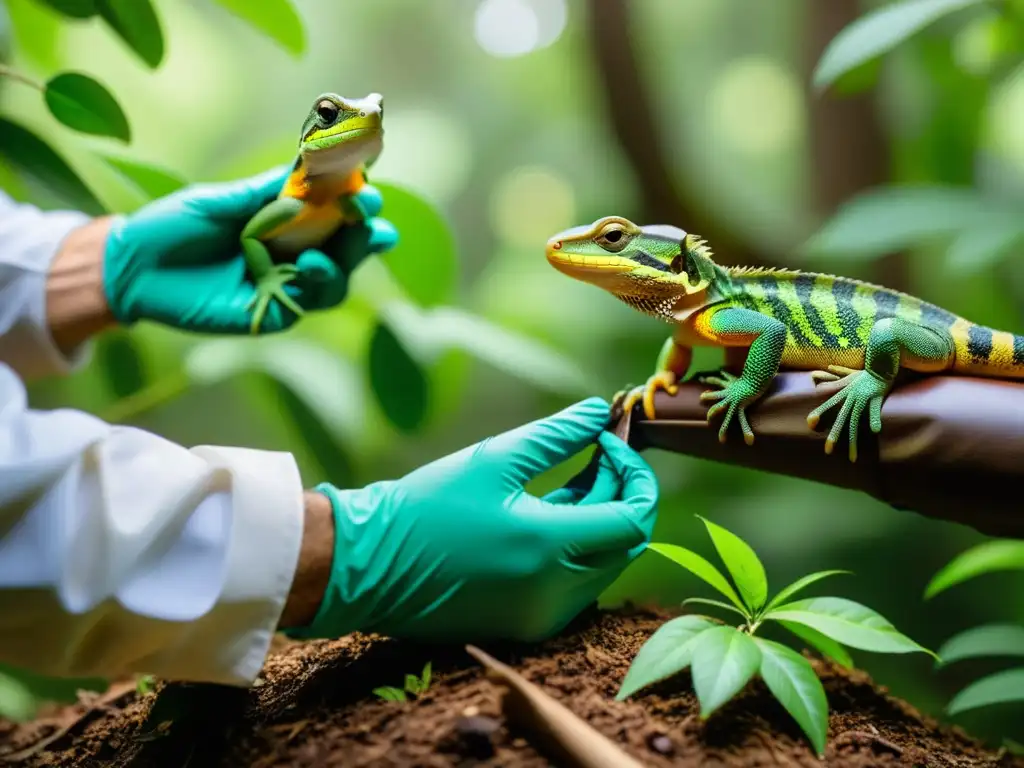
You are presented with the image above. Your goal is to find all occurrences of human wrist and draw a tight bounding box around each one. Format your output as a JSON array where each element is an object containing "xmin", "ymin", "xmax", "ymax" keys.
[
  {"xmin": 278, "ymin": 489, "xmax": 337, "ymax": 630},
  {"xmin": 45, "ymin": 215, "xmax": 119, "ymax": 355}
]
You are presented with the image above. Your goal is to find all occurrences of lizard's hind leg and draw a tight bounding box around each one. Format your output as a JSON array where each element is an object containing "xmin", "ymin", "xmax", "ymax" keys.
[{"xmin": 806, "ymin": 317, "xmax": 954, "ymax": 462}]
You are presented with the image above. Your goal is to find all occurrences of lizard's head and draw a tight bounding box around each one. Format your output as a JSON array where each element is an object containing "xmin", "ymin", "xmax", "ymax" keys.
[
  {"xmin": 545, "ymin": 216, "xmax": 717, "ymax": 319},
  {"xmin": 298, "ymin": 92, "xmax": 384, "ymax": 176}
]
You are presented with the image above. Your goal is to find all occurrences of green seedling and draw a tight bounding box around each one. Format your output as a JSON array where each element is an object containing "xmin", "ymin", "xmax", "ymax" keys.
[
  {"xmin": 373, "ymin": 661, "xmax": 432, "ymax": 703},
  {"xmin": 136, "ymin": 674, "xmax": 157, "ymax": 696},
  {"xmin": 925, "ymin": 540, "xmax": 1024, "ymax": 726},
  {"xmin": 616, "ymin": 515, "xmax": 934, "ymax": 757}
]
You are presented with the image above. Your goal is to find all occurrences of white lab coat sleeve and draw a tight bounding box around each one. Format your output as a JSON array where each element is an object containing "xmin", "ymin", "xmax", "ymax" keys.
[
  {"xmin": 0, "ymin": 190, "xmax": 94, "ymax": 380},
  {"xmin": 0, "ymin": 193, "xmax": 307, "ymax": 686}
]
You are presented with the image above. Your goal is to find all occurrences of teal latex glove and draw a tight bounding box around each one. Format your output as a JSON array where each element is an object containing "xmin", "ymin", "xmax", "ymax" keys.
[
  {"xmin": 286, "ymin": 397, "xmax": 659, "ymax": 643},
  {"xmin": 102, "ymin": 166, "xmax": 398, "ymax": 334}
]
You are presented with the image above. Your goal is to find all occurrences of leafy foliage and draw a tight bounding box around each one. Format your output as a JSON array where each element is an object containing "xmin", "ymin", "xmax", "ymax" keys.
[
  {"xmin": 211, "ymin": 0, "xmax": 306, "ymax": 57},
  {"xmin": 94, "ymin": 0, "xmax": 164, "ymax": 69},
  {"xmin": 373, "ymin": 662, "xmax": 432, "ymax": 703},
  {"xmin": 619, "ymin": 517, "xmax": 932, "ymax": 756},
  {"xmin": 44, "ymin": 72, "xmax": 130, "ymax": 141},
  {"xmin": 0, "ymin": 663, "xmax": 107, "ymax": 722},
  {"xmin": 927, "ymin": 542, "xmax": 1024, "ymax": 718},
  {"xmin": 813, "ymin": 0, "xmax": 990, "ymax": 90},
  {"xmin": 368, "ymin": 318, "xmax": 430, "ymax": 433}
]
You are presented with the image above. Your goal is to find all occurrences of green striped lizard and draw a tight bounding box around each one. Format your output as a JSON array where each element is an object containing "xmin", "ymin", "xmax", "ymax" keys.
[{"xmin": 546, "ymin": 215, "xmax": 1024, "ymax": 462}]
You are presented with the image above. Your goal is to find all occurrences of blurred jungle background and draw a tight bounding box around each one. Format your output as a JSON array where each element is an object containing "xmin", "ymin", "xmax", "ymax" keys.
[{"xmin": 1, "ymin": 0, "xmax": 1023, "ymax": 749}]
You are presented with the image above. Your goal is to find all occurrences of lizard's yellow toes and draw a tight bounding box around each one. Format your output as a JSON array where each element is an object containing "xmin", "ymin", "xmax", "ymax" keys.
[
  {"xmin": 806, "ymin": 413, "xmax": 820, "ymax": 429},
  {"xmin": 640, "ymin": 371, "xmax": 679, "ymax": 420},
  {"xmin": 823, "ymin": 438, "xmax": 836, "ymax": 455}
]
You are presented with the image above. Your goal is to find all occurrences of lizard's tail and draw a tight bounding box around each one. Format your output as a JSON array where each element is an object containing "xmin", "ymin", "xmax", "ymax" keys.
[{"xmin": 950, "ymin": 322, "xmax": 1024, "ymax": 379}]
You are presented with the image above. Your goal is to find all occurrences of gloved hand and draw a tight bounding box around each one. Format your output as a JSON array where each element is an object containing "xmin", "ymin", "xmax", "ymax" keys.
[
  {"xmin": 102, "ymin": 166, "xmax": 397, "ymax": 334},
  {"xmin": 285, "ymin": 397, "xmax": 659, "ymax": 643}
]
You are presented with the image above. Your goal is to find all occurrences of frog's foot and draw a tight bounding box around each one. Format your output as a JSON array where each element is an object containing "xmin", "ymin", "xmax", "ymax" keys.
[
  {"xmin": 246, "ymin": 264, "xmax": 304, "ymax": 334},
  {"xmin": 612, "ymin": 371, "xmax": 679, "ymax": 421},
  {"xmin": 810, "ymin": 365, "xmax": 861, "ymax": 386},
  {"xmin": 697, "ymin": 371, "xmax": 761, "ymax": 446},
  {"xmin": 806, "ymin": 369, "xmax": 888, "ymax": 463}
]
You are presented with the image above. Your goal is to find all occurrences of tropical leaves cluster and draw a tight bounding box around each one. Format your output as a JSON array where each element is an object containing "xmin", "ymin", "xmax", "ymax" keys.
[
  {"xmin": 926, "ymin": 540, "xmax": 1024, "ymax": 722},
  {"xmin": 616, "ymin": 517, "xmax": 933, "ymax": 757},
  {"xmin": 807, "ymin": 0, "xmax": 1024, "ymax": 271}
]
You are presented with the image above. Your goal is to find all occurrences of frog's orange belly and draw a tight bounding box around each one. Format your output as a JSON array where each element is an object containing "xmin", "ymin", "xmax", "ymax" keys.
[{"xmin": 262, "ymin": 204, "xmax": 344, "ymax": 255}]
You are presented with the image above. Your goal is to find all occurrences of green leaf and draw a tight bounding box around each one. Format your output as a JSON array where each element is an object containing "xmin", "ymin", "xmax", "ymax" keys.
[
  {"xmin": 813, "ymin": 0, "xmax": 987, "ymax": 90},
  {"xmin": 681, "ymin": 597, "xmax": 748, "ymax": 619},
  {"xmin": 44, "ymin": 71, "xmax": 130, "ymax": 141},
  {"xmin": 0, "ymin": 115, "xmax": 105, "ymax": 215},
  {"xmin": 404, "ymin": 674, "xmax": 421, "ymax": 694},
  {"xmin": 754, "ymin": 638, "xmax": 829, "ymax": 757},
  {"xmin": 0, "ymin": 668, "xmax": 39, "ymax": 722},
  {"xmin": 379, "ymin": 301, "xmax": 591, "ymax": 397},
  {"xmin": 420, "ymin": 661, "xmax": 432, "ymax": 690},
  {"xmin": 96, "ymin": 329, "xmax": 146, "ymax": 399},
  {"xmin": 690, "ymin": 626, "xmax": 762, "ymax": 719},
  {"xmin": 767, "ymin": 597, "xmax": 935, "ymax": 658},
  {"xmin": 802, "ymin": 185, "xmax": 990, "ymax": 261},
  {"xmin": 35, "ymin": 0, "xmax": 97, "ymax": 18},
  {"xmin": 368, "ymin": 318, "xmax": 429, "ymax": 433},
  {"xmin": 95, "ymin": 0, "xmax": 164, "ymax": 68},
  {"xmin": 946, "ymin": 667, "xmax": 1024, "ymax": 715},
  {"xmin": 945, "ymin": 219, "xmax": 1024, "ymax": 273},
  {"xmin": 373, "ymin": 686, "xmax": 407, "ymax": 702},
  {"xmin": 0, "ymin": 663, "xmax": 108, "ymax": 722},
  {"xmin": 925, "ymin": 540, "xmax": 1024, "ymax": 598},
  {"xmin": 211, "ymin": 0, "xmax": 305, "ymax": 57},
  {"xmin": 936, "ymin": 624, "xmax": 1024, "ymax": 666},
  {"xmin": 615, "ymin": 615, "xmax": 719, "ymax": 700},
  {"xmin": 374, "ymin": 181, "xmax": 457, "ymax": 308},
  {"xmin": 136, "ymin": 674, "xmax": 156, "ymax": 695},
  {"xmin": 697, "ymin": 516, "xmax": 768, "ymax": 612},
  {"xmin": 764, "ymin": 570, "xmax": 852, "ymax": 614},
  {"xmin": 1005, "ymin": 738, "xmax": 1024, "ymax": 756},
  {"xmin": 777, "ymin": 620, "xmax": 854, "ymax": 669},
  {"xmin": 647, "ymin": 543, "xmax": 747, "ymax": 614},
  {"xmin": 96, "ymin": 150, "xmax": 187, "ymax": 200}
]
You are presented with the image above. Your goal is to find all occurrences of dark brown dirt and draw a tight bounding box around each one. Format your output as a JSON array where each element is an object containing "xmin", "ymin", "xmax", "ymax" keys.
[{"xmin": 1, "ymin": 606, "xmax": 1019, "ymax": 767}]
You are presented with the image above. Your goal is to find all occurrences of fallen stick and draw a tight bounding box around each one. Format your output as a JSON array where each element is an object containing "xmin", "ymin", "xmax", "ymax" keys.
[{"xmin": 465, "ymin": 645, "xmax": 646, "ymax": 768}]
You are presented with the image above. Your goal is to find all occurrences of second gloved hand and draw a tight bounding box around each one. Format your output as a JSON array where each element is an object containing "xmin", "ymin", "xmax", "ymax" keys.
[{"xmin": 287, "ymin": 397, "xmax": 659, "ymax": 643}]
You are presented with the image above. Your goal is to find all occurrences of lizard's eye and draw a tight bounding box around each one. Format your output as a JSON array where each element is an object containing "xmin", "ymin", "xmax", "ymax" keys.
[
  {"xmin": 669, "ymin": 253, "xmax": 685, "ymax": 274},
  {"xmin": 596, "ymin": 226, "xmax": 629, "ymax": 252},
  {"xmin": 316, "ymin": 101, "xmax": 339, "ymax": 123}
]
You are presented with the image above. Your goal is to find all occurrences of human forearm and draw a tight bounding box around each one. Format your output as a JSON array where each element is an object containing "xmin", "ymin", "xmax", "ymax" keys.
[
  {"xmin": 279, "ymin": 490, "xmax": 335, "ymax": 630},
  {"xmin": 45, "ymin": 215, "xmax": 117, "ymax": 356},
  {"xmin": 0, "ymin": 363, "xmax": 306, "ymax": 686}
]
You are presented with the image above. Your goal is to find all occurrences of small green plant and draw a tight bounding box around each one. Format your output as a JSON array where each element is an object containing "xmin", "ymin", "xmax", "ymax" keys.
[
  {"xmin": 925, "ymin": 540, "xmax": 1024, "ymax": 723},
  {"xmin": 372, "ymin": 661, "xmax": 432, "ymax": 703},
  {"xmin": 617, "ymin": 516, "xmax": 934, "ymax": 757}
]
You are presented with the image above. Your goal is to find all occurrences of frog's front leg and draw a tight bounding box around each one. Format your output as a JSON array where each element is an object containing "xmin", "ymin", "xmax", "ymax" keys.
[
  {"xmin": 695, "ymin": 307, "xmax": 787, "ymax": 446},
  {"xmin": 806, "ymin": 317, "xmax": 954, "ymax": 463},
  {"xmin": 241, "ymin": 197, "xmax": 307, "ymax": 334},
  {"xmin": 612, "ymin": 336, "xmax": 692, "ymax": 420}
]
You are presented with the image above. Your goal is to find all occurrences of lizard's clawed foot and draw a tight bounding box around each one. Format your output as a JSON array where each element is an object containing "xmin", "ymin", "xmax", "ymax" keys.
[
  {"xmin": 611, "ymin": 371, "xmax": 679, "ymax": 420},
  {"xmin": 698, "ymin": 370, "xmax": 759, "ymax": 446},
  {"xmin": 246, "ymin": 264, "xmax": 304, "ymax": 334},
  {"xmin": 810, "ymin": 365, "xmax": 860, "ymax": 386},
  {"xmin": 806, "ymin": 369, "xmax": 888, "ymax": 463}
]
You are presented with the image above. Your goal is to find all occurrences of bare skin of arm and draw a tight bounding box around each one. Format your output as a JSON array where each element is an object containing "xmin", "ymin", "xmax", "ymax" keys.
[{"xmin": 43, "ymin": 217, "xmax": 336, "ymax": 631}]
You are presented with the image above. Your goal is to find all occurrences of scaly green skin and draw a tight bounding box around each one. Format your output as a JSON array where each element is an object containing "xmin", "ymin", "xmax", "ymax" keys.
[
  {"xmin": 545, "ymin": 216, "xmax": 1024, "ymax": 462},
  {"xmin": 242, "ymin": 91, "xmax": 384, "ymax": 334}
]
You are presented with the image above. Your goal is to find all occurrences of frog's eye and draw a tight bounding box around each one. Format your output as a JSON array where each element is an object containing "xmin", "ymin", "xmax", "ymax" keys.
[
  {"xmin": 316, "ymin": 100, "xmax": 339, "ymax": 123},
  {"xmin": 595, "ymin": 224, "xmax": 630, "ymax": 252}
]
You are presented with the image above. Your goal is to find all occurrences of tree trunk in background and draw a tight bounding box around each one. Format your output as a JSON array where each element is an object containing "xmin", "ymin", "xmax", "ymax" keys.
[
  {"xmin": 586, "ymin": 0, "xmax": 909, "ymax": 290},
  {"xmin": 804, "ymin": 0, "xmax": 910, "ymax": 292}
]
